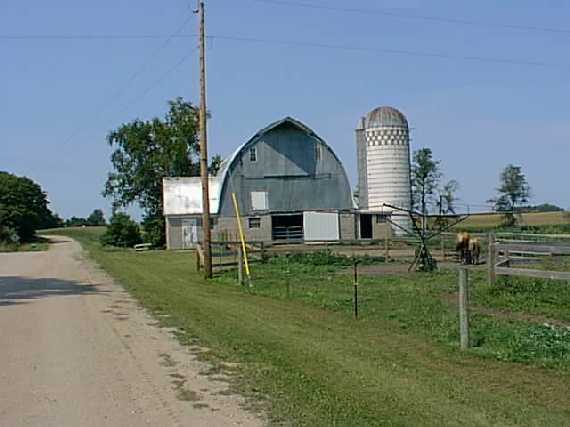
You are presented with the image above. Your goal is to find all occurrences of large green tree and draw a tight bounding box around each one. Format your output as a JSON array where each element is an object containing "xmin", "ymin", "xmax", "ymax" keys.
[
  {"xmin": 103, "ymin": 97, "xmax": 221, "ymax": 247},
  {"xmin": 489, "ymin": 164, "xmax": 531, "ymax": 226},
  {"xmin": 0, "ymin": 171, "xmax": 57, "ymax": 242}
]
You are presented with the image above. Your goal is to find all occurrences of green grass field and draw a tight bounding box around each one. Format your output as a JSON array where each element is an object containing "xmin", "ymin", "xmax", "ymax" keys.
[
  {"xmin": 459, "ymin": 211, "xmax": 570, "ymax": 231},
  {"xmin": 44, "ymin": 227, "xmax": 570, "ymax": 426}
]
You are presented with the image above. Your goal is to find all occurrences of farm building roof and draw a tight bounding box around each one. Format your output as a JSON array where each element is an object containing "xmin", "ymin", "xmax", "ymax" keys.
[
  {"xmin": 363, "ymin": 106, "xmax": 408, "ymax": 129},
  {"xmin": 163, "ymin": 116, "xmax": 355, "ymax": 216}
]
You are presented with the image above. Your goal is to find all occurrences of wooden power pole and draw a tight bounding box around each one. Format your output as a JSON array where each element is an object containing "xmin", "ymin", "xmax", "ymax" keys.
[{"xmin": 197, "ymin": 0, "xmax": 212, "ymax": 279}]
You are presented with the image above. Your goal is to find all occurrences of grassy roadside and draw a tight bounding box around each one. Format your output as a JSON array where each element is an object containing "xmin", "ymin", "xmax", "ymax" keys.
[
  {"xmin": 46, "ymin": 228, "xmax": 570, "ymax": 426},
  {"xmin": 0, "ymin": 236, "xmax": 49, "ymax": 252}
]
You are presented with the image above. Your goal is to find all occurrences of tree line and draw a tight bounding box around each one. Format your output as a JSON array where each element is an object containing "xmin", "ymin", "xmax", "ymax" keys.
[{"xmin": 65, "ymin": 209, "xmax": 106, "ymax": 227}]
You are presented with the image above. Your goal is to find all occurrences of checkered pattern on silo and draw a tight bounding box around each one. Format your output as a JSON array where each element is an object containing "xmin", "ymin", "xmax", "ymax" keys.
[{"xmin": 365, "ymin": 127, "xmax": 409, "ymax": 146}]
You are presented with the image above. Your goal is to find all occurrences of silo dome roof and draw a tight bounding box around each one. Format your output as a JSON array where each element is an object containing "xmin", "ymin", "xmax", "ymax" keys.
[{"xmin": 364, "ymin": 106, "xmax": 408, "ymax": 128}]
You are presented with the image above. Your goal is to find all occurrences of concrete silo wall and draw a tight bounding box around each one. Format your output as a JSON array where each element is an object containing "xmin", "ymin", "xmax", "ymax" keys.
[{"xmin": 357, "ymin": 107, "xmax": 413, "ymax": 235}]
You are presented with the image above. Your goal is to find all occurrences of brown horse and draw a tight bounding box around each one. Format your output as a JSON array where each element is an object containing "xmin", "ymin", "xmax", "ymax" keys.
[
  {"xmin": 469, "ymin": 237, "xmax": 481, "ymax": 265},
  {"xmin": 456, "ymin": 232, "xmax": 471, "ymax": 264},
  {"xmin": 456, "ymin": 232, "xmax": 481, "ymax": 265}
]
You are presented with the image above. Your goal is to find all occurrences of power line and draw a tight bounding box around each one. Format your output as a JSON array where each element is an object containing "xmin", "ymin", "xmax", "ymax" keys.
[
  {"xmin": 207, "ymin": 34, "xmax": 559, "ymax": 68},
  {"xmin": 250, "ymin": 0, "xmax": 570, "ymax": 37},
  {"xmin": 1, "ymin": 32, "xmax": 559, "ymax": 69},
  {"xmin": 113, "ymin": 50, "xmax": 194, "ymax": 117},
  {"xmin": 0, "ymin": 34, "xmax": 196, "ymax": 40},
  {"xmin": 60, "ymin": 14, "xmax": 193, "ymax": 146}
]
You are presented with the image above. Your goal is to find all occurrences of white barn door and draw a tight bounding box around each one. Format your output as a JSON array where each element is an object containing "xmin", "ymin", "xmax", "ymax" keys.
[
  {"xmin": 303, "ymin": 212, "xmax": 339, "ymax": 242},
  {"xmin": 182, "ymin": 219, "xmax": 198, "ymax": 249}
]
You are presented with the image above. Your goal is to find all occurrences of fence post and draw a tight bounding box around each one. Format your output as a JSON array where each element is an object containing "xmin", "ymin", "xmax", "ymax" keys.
[
  {"xmin": 237, "ymin": 245, "xmax": 244, "ymax": 286},
  {"xmin": 458, "ymin": 267, "xmax": 470, "ymax": 350},
  {"xmin": 385, "ymin": 228, "xmax": 390, "ymax": 263},
  {"xmin": 260, "ymin": 241, "xmax": 267, "ymax": 263},
  {"xmin": 285, "ymin": 253, "xmax": 291, "ymax": 298},
  {"xmin": 441, "ymin": 235, "xmax": 446, "ymax": 261},
  {"xmin": 353, "ymin": 259, "xmax": 359, "ymax": 319},
  {"xmin": 195, "ymin": 244, "xmax": 202, "ymax": 272},
  {"xmin": 488, "ymin": 233, "xmax": 496, "ymax": 286}
]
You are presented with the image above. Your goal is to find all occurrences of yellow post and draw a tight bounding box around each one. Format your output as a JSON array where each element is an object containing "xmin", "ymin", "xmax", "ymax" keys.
[{"xmin": 231, "ymin": 193, "xmax": 251, "ymax": 279}]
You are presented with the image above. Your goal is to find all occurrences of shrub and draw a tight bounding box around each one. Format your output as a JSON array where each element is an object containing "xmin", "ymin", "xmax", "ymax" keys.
[
  {"xmin": 0, "ymin": 225, "xmax": 19, "ymax": 243},
  {"xmin": 141, "ymin": 215, "xmax": 165, "ymax": 248},
  {"xmin": 100, "ymin": 213, "xmax": 142, "ymax": 248}
]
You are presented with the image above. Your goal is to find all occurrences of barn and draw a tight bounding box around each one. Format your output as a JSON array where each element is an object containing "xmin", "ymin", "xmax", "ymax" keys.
[{"xmin": 163, "ymin": 117, "xmax": 357, "ymax": 249}]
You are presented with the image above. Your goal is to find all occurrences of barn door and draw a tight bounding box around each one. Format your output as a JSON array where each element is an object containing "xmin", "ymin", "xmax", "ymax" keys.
[
  {"xmin": 182, "ymin": 219, "xmax": 198, "ymax": 249},
  {"xmin": 303, "ymin": 212, "xmax": 339, "ymax": 241}
]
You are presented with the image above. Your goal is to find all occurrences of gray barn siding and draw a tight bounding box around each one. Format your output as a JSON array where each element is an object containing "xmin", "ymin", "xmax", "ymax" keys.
[
  {"xmin": 339, "ymin": 213, "xmax": 356, "ymax": 240},
  {"xmin": 166, "ymin": 212, "xmax": 358, "ymax": 249},
  {"xmin": 166, "ymin": 217, "xmax": 184, "ymax": 250},
  {"xmin": 372, "ymin": 218, "xmax": 393, "ymax": 239},
  {"xmin": 216, "ymin": 215, "xmax": 272, "ymax": 242},
  {"xmin": 166, "ymin": 215, "xmax": 205, "ymax": 250},
  {"xmin": 218, "ymin": 122, "xmax": 353, "ymax": 217}
]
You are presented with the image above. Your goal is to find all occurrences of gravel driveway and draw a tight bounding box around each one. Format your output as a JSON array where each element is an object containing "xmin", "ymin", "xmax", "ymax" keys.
[{"xmin": 0, "ymin": 236, "xmax": 263, "ymax": 427}]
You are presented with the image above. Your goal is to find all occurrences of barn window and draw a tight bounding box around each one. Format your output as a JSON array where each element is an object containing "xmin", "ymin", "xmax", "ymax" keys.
[
  {"xmin": 248, "ymin": 217, "xmax": 261, "ymax": 229},
  {"xmin": 250, "ymin": 147, "xmax": 257, "ymax": 162},
  {"xmin": 251, "ymin": 191, "xmax": 268, "ymax": 211}
]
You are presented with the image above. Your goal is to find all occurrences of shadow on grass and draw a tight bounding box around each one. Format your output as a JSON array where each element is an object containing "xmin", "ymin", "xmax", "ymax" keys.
[{"xmin": 0, "ymin": 276, "xmax": 105, "ymax": 307}]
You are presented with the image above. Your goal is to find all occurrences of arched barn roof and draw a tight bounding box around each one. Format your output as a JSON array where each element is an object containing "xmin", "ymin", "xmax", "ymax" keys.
[
  {"xmin": 164, "ymin": 117, "xmax": 355, "ymax": 216},
  {"xmin": 216, "ymin": 116, "xmax": 355, "ymax": 213}
]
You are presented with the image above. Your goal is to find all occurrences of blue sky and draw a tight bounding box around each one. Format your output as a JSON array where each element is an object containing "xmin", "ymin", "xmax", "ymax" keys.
[{"xmin": 1, "ymin": 0, "xmax": 569, "ymax": 219}]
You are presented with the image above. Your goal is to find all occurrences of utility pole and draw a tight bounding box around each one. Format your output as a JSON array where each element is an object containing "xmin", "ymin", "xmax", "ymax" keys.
[{"xmin": 197, "ymin": 0, "xmax": 212, "ymax": 278}]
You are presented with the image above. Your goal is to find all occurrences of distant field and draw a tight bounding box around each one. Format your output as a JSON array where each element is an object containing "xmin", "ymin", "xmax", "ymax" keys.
[
  {"xmin": 44, "ymin": 227, "xmax": 570, "ymax": 426},
  {"xmin": 459, "ymin": 211, "xmax": 570, "ymax": 230}
]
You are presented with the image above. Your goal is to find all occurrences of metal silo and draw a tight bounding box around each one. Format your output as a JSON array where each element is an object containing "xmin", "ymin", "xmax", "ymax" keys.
[{"xmin": 356, "ymin": 106, "xmax": 412, "ymax": 235}]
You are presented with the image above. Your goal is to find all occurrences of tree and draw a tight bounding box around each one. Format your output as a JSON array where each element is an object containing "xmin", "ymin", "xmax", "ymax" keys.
[
  {"xmin": 65, "ymin": 217, "xmax": 89, "ymax": 227},
  {"xmin": 437, "ymin": 179, "xmax": 460, "ymax": 215},
  {"xmin": 100, "ymin": 213, "xmax": 142, "ymax": 247},
  {"xmin": 489, "ymin": 164, "xmax": 531, "ymax": 226},
  {"xmin": 42, "ymin": 212, "xmax": 64, "ymax": 229},
  {"xmin": 0, "ymin": 171, "xmax": 56, "ymax": 242},
  {"xmin": 87, "ymin": 209, "xmax": 106, "ymax": 226},
  {"xmin": 411, "ymin": 148, "xmax": 441, "ymax": 216},
  {"xmin": 104, "ymin": 97, "xmax": 219, "ymax": 247}
]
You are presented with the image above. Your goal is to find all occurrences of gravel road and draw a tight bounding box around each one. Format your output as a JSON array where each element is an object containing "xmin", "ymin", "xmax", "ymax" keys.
[{"xmin": 0, "ymin": 236, "xmax": 264, "ymax": 427}]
